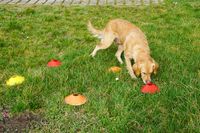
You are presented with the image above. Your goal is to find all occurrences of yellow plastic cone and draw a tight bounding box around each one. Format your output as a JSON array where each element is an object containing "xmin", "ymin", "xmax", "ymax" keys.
[{"xmin": 6, "ymin": 75, "xmax": 25, "ymax": 86}]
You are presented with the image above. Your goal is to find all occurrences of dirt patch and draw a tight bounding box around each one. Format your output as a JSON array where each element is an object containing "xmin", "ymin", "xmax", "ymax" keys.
[{"xmin": 0, "ymin": 108, "xmax": 45, "ymax": 132}]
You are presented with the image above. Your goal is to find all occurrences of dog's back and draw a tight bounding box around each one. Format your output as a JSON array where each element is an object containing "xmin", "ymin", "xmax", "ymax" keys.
[
  {"xmin": 88, "ymin": 19, "xmax": 147, "ymax": 46},
  {"xmin": 107, "ymin": 19, "xmax": 146, "ymax": 45},
  {"xmin": 88, "ymin": 19, "xmax": 138, "ymax": 42}
]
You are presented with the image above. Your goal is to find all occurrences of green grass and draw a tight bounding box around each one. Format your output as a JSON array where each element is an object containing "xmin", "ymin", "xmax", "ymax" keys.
[{"xmin": 0, "ymin": 1, "xmax": 200, "ymax": 132}]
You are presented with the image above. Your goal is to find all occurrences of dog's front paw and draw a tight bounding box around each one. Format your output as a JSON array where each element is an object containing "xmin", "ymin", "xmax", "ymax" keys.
[
  {"xmin": 90, "ymin": 53, "xmax": 95, "ymax": 57},
  {"xmin": 132, "ymin": 76, "xmax": 137, "ymax": 80},
  {"xmin": 131, "ymin": 75, "xmax": 137, "ymax": 79}
]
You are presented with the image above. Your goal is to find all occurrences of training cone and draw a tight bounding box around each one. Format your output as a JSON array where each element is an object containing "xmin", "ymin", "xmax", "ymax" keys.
[
  {"xmin": 109, "ymin": 66, "xmax": 121, "ymax": 73},
  {"xmin": 6, "ymin": 75, "xmax": 25, "ymax": 86},
  {"xmin": 47, "ymin": 59, "xmax": 61, "ymax": 67},
  {"xmin": 64, "ymin": 94, "xmax": 87, "ymax": 106},
  {"xmin": 141, "ymin": 82, "xmax": 160, "ymax": 94}
]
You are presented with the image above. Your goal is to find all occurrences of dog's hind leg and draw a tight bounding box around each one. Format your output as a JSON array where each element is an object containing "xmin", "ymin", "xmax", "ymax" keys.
[
  {"xmin": 90, "ymin": 32, "xmax": 115, "ymax": 57},
  {"xmin": 115, "ymin": 45, "xmax": 124, "ymax": 64}
]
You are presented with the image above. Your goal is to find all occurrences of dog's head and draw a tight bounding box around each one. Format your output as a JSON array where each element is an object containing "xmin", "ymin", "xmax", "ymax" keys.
[{"xmin": 133, "ymin": 59, "xmax": 159, "ymax": 84}]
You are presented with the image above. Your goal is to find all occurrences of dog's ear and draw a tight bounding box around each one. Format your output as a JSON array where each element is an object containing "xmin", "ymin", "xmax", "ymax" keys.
[
  {"xmin": 133, "ymin": 63, "xmax": 141, "ymax": 76},
  {"xmin": 152, "ymin": 61, "xmax": 159, "ymax": 75}
]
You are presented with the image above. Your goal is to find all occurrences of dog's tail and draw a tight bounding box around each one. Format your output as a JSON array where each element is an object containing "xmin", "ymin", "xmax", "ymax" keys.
[{"xmin": 87, "ymin": 21, "xmax": 103, "ymax": 39}]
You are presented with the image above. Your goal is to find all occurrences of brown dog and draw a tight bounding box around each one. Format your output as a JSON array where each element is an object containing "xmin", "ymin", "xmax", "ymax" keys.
[{"xmin": 88, "ymin": 19, "xmax": 159, "ymax": 84}]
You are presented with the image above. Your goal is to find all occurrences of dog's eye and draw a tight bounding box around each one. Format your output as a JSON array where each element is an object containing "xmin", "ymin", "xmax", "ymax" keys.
[{"xmin": 142, "ymin": 72, "xmax": 146, "ymax": 75}]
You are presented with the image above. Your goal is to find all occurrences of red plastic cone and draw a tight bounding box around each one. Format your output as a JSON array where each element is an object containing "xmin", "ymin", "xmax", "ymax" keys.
[
  {"xmin": 141, "ymin": 82, "xmax": 160, "ymax": 94},
  {"xmin": 47, "ymin": 59, "xmax": 61, "ymax": 67}
]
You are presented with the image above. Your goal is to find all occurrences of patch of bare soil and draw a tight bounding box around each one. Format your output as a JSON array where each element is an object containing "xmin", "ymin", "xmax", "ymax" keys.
[{"xmin": 0, "ymin": 108, "xmax": 45, "ymax": 132}]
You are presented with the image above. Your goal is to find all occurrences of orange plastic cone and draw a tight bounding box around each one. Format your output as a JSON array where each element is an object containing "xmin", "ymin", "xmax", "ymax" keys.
[
  {"xmin": 64, "ymin": 94, "xmax": 87, "ymax": 106},
  {"xmin": 109, "ymin": 66, "xmax": 121, "ymax": 73}
]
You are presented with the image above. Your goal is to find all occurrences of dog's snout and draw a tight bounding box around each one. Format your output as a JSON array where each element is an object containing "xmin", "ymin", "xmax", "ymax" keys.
[{"xmin": 145, "ymin": 80, "xmax": 151, "ymax": 84}]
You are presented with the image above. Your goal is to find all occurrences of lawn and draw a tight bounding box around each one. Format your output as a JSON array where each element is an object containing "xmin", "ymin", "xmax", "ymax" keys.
[{"xmin": 0, "ymin": 1, "xmax": 200, "ymax": 132}]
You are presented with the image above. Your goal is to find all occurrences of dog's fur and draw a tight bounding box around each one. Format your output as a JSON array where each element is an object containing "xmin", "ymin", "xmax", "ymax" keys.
[{"xmin": 88, "ymin": 19, "xmax": 159, "ymax": 83}]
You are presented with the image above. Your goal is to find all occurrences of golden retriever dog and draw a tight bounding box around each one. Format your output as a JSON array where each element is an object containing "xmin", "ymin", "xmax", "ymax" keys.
[{"xmin": 88, "ymin": 19, "xmax": 159, "ymax": 84}]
